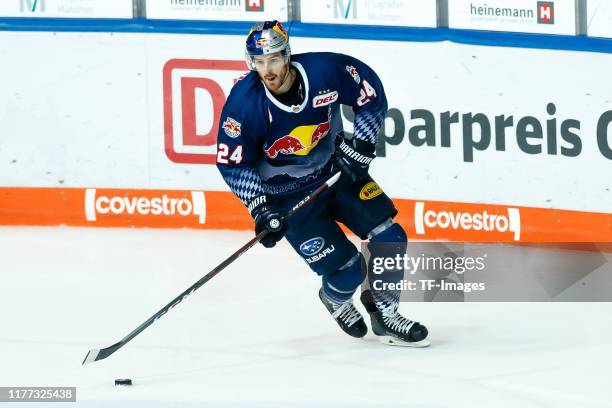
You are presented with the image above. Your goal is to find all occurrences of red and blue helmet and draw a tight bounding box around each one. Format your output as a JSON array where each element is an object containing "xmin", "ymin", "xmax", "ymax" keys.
[{"xmin": 245, "ymin": 20, "xmax": 291, "ymax": 70}]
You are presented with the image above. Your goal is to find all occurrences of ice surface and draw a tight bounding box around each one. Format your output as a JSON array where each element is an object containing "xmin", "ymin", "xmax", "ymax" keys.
[{"xmin": 0, "ymin": 227, "xmax": 611, "ymax": 407}]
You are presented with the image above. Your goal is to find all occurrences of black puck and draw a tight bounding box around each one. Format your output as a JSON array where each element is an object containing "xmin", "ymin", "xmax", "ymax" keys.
[{"xmin": 114, "ymin": 379, "xmax": 132, "ymax": 386}]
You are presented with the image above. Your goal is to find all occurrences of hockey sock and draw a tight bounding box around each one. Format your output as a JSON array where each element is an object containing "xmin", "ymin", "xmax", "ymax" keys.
[
  {"xmin": 366, "ymin": 222, "xmax": 407, "ymax": 315},
  {"xmin": 322, "ymin": 253, "xmax": 365, "ymax": 304}
]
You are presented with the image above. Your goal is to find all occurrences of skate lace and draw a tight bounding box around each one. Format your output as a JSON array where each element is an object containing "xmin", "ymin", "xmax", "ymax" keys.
[
  {"xmin": 331, "ymin": 302, "xmax": 362, "ymax": 328},
  {"xmin": 383, "ymin": 313, "xmax": 415, "ymax": 334}
]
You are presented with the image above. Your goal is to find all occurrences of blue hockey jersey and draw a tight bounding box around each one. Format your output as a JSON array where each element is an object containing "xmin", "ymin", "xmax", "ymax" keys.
[{"xmin": 216, "ymin": 52, "xmax": 387, "ymax": 207}]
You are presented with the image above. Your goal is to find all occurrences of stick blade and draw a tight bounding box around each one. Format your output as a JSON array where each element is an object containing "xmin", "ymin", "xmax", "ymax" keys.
[
  {"xmin": 82, "ymin": 349, "xmax": 100, "ymax": 365},
  {"xmin": 82, "ymin": 343, "xmax": 122, "ymax": 365}
]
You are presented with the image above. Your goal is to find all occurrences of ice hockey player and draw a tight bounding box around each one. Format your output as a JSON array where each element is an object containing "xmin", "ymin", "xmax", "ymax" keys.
[{"xmin": 216, "ymin": 20, "xmax": 429, "ymax": 347}]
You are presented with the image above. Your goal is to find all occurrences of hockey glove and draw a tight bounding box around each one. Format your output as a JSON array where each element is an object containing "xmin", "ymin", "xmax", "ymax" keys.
[
  {"xmin": 334, "ymin": 137, "xmax": 376, "ymax": 184},
  {"xmin": 249, "ymin": 195, "xmax": 286, "ymax": 248}
]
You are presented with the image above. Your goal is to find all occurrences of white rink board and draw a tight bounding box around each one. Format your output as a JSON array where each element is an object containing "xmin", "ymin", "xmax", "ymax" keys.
[
  {"xmin": 300, "ymin": 0, "xmax": 437, "ymax": 27},
  {"xmin": 0, "ymin": 32, "xmax": 152, "ymax": 188},
  {"xmin": 0, "ymin": 31, "xmax": 611, "ymax": 214},
  {"xmin": 145, "ymin": 0, "xmax": 288, "ymax": 21},
  {"xmin": 296, "ymin": 37, "xmax": 612, "ymax": 213},
  {"xmin": 0, "ymin": 0, "xmax": 133, "ymax": 18},
  {"xmin": 448, "ymin": 0, "xmax": 575, "ymax": 35},
  {"xmin": 587, "ymin": 0, "xmax": 612, "ymax": 38}
]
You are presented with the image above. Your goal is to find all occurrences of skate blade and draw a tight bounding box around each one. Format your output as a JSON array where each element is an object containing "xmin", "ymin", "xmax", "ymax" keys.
[{"xmin": 377, "ymin": 336, "xmax": 431, "ymax": 348}]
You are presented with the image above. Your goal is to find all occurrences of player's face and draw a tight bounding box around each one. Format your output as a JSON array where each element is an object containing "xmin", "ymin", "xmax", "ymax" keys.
[{"xmin": 253, "ymin": 53, "xmax": 289, "ymax": 93}]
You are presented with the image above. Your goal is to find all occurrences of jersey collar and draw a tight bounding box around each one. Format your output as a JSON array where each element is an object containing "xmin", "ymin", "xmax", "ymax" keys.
[{"xmin": 262, "ymin": 61, "xmax": 309, "ymax": 114}]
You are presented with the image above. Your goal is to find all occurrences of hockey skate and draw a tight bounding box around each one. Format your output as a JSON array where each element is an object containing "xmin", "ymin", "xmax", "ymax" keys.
[
  {"xmin": 319, "ymin": 288, "xmax": 368, "ymax": 338},
  {"xmin": 361, "ymin": 291, "xmax": 430, "ymax": 347}
]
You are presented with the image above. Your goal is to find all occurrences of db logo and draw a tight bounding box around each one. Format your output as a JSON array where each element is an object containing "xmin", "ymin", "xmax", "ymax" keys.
[
  {"xmin": 414, "ymin": 202, "xmax": 521, "ymax": 241},
  {"xmin": 163, "ymin": 59, "xmax": 248, "ymax": 164},
  {"xmin": 537, "ymin": 1, "xmax": 554, "ymax": 24},
  {"xmin": 84, "ymin": 189, "xmax": 206, "ymax": 225}
]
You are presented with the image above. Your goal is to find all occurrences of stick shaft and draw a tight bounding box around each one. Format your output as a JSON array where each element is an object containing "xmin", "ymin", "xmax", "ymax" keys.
[{"xmin": 82, "ymin": 172, "xmax": 341, "ymax": 364}]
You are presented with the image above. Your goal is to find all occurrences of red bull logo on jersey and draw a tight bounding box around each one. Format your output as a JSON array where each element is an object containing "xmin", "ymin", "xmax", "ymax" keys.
[
  {"xmin": 346, "ymin": 65, "xmax": 360, "ymax": 84},
  {"xmin": 264, "ymin": 120, "xmax": 331, "ymax": 159},
  {"xmin": 222, "ymin": 117, "xmax": 242, "ymax": 138}
]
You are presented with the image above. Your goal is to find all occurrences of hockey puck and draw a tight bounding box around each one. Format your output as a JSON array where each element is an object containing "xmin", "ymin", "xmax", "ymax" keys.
[{"xmin": 114, "ymin": 379, "xmax": 132, "ymax": 386}]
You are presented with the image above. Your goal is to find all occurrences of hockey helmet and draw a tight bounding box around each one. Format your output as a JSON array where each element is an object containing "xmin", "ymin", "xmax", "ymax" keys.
[{"xmin": 245, "ymin": 20, "xmax": 291, "ymax": 70}]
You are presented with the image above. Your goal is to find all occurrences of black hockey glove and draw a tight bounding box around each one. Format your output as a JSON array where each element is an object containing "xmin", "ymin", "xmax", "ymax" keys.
[
  {"xmin": 334, "ymin": 137, "xmax": 376, "ymax": 184},
  {"xmin": 249, "ymin": 195, "xmax": 286, "ymax": 248}
]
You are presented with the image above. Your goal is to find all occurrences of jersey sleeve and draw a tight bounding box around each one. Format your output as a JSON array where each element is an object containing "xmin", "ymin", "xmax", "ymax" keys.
[
  {"xmin": 333, "ymin": 54, "xmax": 388, "ymax": 145},
  {"xmin": 216, "ymin": 106, "xmax": 265, "ymax": 208}
]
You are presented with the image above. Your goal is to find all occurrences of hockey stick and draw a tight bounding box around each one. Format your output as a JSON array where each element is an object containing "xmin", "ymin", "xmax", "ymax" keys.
[{"xmin": 82, "ymin": 172, "xmax": 341, "ymax": 365}]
